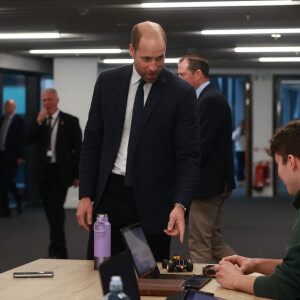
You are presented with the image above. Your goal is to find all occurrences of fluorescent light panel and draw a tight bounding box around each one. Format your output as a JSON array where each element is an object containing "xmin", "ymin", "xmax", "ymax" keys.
[
  {"xmin": 259, "ymin": 57, "xmax": 300, "ymax": 62},
  {"xmin": 30, "ymin": 49, "xmax": 122, "ymax": 54},
  {"xmin": 141, "ymin": 1, "xmax": 298, "ymax": 8},
  {"xmin": 202, "ymin": 28, "xmax": 300, "ymax": 35},
  {"xmin": 0, "ymin": 32, "xmax": 60, "ymax": 39},
  {"xmin": 236, "ymin": 46, "xmax": 300, "ymax": 52},
  {"xmin": 103, "ymin": 58, "xmax": 179, "ymax": 64}
]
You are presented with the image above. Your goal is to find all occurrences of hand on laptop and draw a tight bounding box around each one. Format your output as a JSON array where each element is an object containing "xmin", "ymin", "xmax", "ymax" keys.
[{"xmin": 164, "ymin": 204, "xmax": 185, "ymax": 243}]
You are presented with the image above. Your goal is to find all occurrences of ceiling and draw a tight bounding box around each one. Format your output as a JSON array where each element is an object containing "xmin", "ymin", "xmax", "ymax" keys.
[{"xmin": 1, "ymin": 1, "xmax": 300, "ymax": 69}]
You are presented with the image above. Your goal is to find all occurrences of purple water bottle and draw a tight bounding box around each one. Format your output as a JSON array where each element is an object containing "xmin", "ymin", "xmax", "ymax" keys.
[{"xmin": 94, "ymin": 214, "xmax": 111, "ymax": 270}]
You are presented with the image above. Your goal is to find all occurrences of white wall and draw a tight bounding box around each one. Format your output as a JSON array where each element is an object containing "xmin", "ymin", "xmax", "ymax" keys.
[{"xmin": 53, "ymin": 57, "xmax": 98, "ymax": 208}]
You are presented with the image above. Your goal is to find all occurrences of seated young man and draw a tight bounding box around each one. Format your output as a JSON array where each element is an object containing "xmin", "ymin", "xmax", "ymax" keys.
[{"xmin": 214, "ymin": 120, "xmax": 300, "ymax": 300}]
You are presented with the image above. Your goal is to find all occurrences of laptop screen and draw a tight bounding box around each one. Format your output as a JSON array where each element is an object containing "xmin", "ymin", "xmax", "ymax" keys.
[
  {"xmin": 99, "ymin": 250, "xmax": 140, "ymax": 300},
  {"xmin": 121, "ymin": 223, "xmax": 156, "ymax": 277}
]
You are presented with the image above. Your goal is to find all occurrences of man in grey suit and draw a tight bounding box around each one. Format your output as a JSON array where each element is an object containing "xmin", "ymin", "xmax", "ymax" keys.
[
  {"xmin": 178, "ymin": 54, "xmax": 236, "ymax": 263},
  {"xmin": 77, "ymin": 21, "xmax": 200, "ymax": 261}
]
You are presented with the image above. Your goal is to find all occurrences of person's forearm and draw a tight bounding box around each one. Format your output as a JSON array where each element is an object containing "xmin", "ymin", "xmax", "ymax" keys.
[
  {"xmin": 252, "ymin": 258, "xmax": 282, "ymax": 275},
  {"xmin": 234, "ymin": 275, "xmax": 256, "ymax": 294}
]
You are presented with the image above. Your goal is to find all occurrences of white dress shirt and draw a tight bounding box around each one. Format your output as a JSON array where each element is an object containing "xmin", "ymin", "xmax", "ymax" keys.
[
  {"xmin": 112, "ymin": 65, "xmax": 152, "ymax": 175},
  {"xmin": 48, "ymin": 109, "xmax": 60, "ymax": 163}
]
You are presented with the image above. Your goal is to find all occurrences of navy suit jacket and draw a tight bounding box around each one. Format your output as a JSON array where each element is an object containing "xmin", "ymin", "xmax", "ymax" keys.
[
  {"xmin": 0, "ymin": 114, "xmax": 26, "ymax": 160},
  {"xmin": 79, "ymin": 65, "xmax": 200, "ymax": 234},
  {"xmin": 26, "ymin": 111, "xmax": 82, "ymax": 188},
  {"xmin": 195, "ymin": 83, "xmax": 235, "ymax": 199}
]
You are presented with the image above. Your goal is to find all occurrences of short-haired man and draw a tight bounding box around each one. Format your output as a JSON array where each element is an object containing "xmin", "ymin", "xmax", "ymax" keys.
[
  {"xmin": 76, "ymin": 21, "xmax": 200, "ymax": 261},
  {"xmin": 0, "ymin": 99, "xmax": 26, "ymax": 216},
  {"xmin": 178, "ymin": 54, "xmax": 236, "ymax": 263},
  {"xmin": 26, "ymin": 88, "xmax": 82, "ymax": 258},
  {"xmin": 214, "ymin": 120, "xmax": 300, "ymax": 299}
]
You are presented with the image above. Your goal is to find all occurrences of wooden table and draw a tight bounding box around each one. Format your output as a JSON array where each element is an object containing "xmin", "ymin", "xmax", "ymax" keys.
[{"xmin": 0, "ymin": 259, "xmax": 270, "ymax": 300}]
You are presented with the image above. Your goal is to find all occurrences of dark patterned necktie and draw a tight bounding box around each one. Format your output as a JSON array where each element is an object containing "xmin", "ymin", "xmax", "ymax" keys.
[
  {"xmin": 47, "ymin": 115, "xmax": 52, "ymax": 149},
  {"xmin": 125, "ymin": 79, "xmax": 145, "ymax": 187}
]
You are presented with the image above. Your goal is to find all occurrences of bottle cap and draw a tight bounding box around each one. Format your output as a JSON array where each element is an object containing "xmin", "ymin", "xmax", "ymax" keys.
[
  {"xmin": 97, "ymin": 214, "xmax": 108, "ymax": 218},
  {"xmin": 110, "ymin": 276, "xmax": 123, "ymax": 291}
]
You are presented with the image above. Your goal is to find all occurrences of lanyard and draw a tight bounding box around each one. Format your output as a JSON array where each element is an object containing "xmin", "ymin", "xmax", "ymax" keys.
[{"xmin": 47, "ymin": 113, "xmax": 60, "ymax": 133}]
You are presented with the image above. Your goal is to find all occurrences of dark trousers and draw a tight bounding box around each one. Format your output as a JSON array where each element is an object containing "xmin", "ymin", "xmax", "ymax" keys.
[
  {"xmin": 87, "ymin": 173, "xmax": 171, "ymax": 262},
  {"xmin": 38, "ymin": 163, "xmax": 68, "ymax": 258},
  {"xmin": 0, "ymin": 151, "xmax": 18, "ymax": 213},
  {"xmin": 235, "ymin": 151, "xmax": 245, "ymax": 181}
]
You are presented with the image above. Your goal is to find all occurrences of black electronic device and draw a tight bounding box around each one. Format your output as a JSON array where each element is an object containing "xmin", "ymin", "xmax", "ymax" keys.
[
  {"xmin": 99, "ymin": 250, "xmax": 140, "ymax": 300},
  {"xmin": 202, "ymin": 265, "xmax": 216, "ymax": 277},
  {"xmin": 166, "ymin": 289, "xmax": 225, "ymax": 300}
]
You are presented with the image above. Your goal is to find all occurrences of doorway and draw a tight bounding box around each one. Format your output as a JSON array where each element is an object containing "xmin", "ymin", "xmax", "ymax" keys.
[
  {"xmin": 210, "ymin": 75, "xmax": 252, "ymax": 196},
  {"xmin": 274, "ymin": 76, "xmax": 300, "ymax": 196}
]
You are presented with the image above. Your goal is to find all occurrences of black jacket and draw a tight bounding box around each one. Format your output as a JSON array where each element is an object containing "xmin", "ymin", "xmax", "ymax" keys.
[{"xmin": 26, "ymin": 111, "xmax": 82, "ymax": 188}]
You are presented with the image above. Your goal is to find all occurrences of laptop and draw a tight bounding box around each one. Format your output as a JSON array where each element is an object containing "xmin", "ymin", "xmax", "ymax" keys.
[
  {"xmin": 120, "ymin": 222, "xmax": 211, "ymax": 289},
  {"xmin": 99, "ymin": 250, "xmax": 141, "ymax": 300}
]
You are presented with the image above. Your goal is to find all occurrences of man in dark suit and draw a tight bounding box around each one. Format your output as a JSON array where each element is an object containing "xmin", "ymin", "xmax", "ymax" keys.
[
  {"xmin": 178, "ymin": 54, "xmax": 236, "ymax": 263},
  {"xmin": 0, "ymin": 99, "xmax": 25, "ymax": 216},
  {"xmin": 26, "ymin": 88, "xmax": 82, "ymax": 258},
  {"xmin": 76, "ymin": 21, "xmax": 200, "ymax": 261}
]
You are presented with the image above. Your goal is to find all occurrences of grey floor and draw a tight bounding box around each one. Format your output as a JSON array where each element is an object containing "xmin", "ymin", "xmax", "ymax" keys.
[{"xmin": 0, "ymin": 187, "xmax": 296, "ymax": 274}]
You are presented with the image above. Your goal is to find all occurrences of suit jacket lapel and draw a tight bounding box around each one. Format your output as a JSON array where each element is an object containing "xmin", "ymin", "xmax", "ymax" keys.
[
  {"xmin": 115, "ymin": 65, "xmax": 133, "ymax": 148},
  {"xmin": 132, "ymin": 68, "xmax": 167, "ymax": 156},
  {"xmin": 55, "ymin": 111, "xmax": 63, "ymax": 152}
]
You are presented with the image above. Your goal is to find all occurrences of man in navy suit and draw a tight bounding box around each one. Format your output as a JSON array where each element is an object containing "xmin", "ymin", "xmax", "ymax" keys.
[
  {"xmin": 76, "ymin": 21, "xmax": 200, "ymax": 261},
  {"xmin": 26, "ymin": 88, "xmax": 82, "ymax": 258},
  {"xmin": 178, "ymin": 54, "xmax": 236, "ymax": 263},
  {"xmin": 0, "ymin": 99, "xmax": 25, "ymax": 217}
]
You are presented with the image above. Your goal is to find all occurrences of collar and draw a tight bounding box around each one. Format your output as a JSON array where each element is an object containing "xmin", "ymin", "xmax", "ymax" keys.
[
  {"xmin": 5, "ymin": 113, "xmax": 15, "ymax": 120},
  {"xmin": 292, "ymin": 190, "xmax": 300, "ymax": 210},
  {"xmin": 131, "ymin": 65, "xmax": 141, "ymax": 85},
  {"xmin": 196, "ymin": 80, "xmax": 210, "ymax": 98},
  {"xmin": 50, "ymin": 110, "xmax": 60, "ymax": 119}
]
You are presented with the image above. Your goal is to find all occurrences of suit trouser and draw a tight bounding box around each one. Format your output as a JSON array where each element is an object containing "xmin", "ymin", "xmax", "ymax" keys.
[
  {"xmin": 38, "ymin": 163, "xmax": 68, "ymax": 256},
  {"xmin": 0, "ymin": 151, "xmax": 18, "ymax": 213},
  {"xmin": 235, "ymin": 151, "xmax": 245, "ymax": 181},
  {"xmin": 87, "ymin": 173, "xmax": 171, "ymax": 261},
  {"xmin": 189, "ymin": 194, "xmax": 235, "ymax": 263}
]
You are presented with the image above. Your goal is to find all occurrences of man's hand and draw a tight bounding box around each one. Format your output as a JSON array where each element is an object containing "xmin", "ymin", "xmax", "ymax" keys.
[
  {"xmin": 73, "ymin": 179, "xmax": 79, "ymax": 187},
  {"xmin": 76, "ymin": 197, "xmax": 93, "ymax": 232},
  {"xmin": 221, "ymin": 255, "xmax": 256, "ymax": 274},
  {"xmin": 164, "ymin": 204, "xmax": 185, "ymax": 243},
  {"xmin": 37, "ymin": 108, "xmax": 48, "ymax": 124},
  {"xmin": 214, "ymin": 260, "xmax": 243, "ymax": 290}
]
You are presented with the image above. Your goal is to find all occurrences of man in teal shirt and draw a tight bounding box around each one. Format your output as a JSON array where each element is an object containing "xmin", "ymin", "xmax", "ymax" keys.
[{"xmin": 214, "ymin": 120, "xmax": 300, "ymax": 299}]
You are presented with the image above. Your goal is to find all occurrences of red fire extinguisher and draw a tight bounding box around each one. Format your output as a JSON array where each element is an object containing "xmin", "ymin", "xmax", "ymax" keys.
[
  {"xmin": 264, "ymin": 161, "xmax": 271, "ymax": 186},
  {"xmin": 254, "ymin": 161, "xmax": 265, "ymax": 190}
]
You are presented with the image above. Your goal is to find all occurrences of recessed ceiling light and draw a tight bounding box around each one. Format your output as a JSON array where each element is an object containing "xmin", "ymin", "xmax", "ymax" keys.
[
  {"xmin": 141, "ymin": 1, "xmax": 298, "ymax": 8},
  {"xmin": 201, "ymin": 28, "xmax": 300, "ymax": 35},
  {"xmin": 102, "ymin": 58, "xmax": 179, "ymax": 64},
  {"xmin": 0, "ymin": 32, "xmax": 60, "ymax": 39},
  {"xmin": 259, "ymin": 57, "xmax": 300, "ymax": 62},
  {"xmin": 30, "ymin": 49, "xmax": 122, "ymax": 54},
  {"xmin": 235, "ymin": 46, "xmax": 300, "ymax": 52}
]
